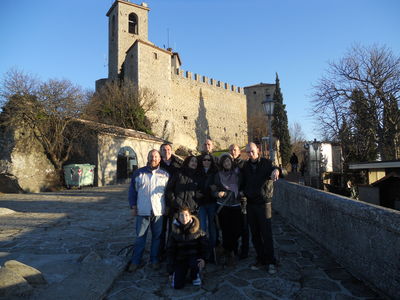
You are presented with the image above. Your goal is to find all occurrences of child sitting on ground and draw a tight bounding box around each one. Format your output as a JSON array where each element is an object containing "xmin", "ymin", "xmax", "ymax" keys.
[{"xmin": 166, "ymin": 206, "xmax": 208, "ymax": 289}]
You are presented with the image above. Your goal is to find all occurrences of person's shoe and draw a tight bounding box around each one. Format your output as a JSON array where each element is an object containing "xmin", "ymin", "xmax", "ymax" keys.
[
  {"xmin": 267, "ymin": 264, "xmax": 277, "ymax": 275},
  {"xmin": 192, "ymin": 274, "xmax": 201, "ymax": 286},
  {"xmin": 250, "ymin": 261, "xmax": 265, "ymax": 270},
  {"xmin": 128, "ymin": 263, "xmax": 140, "ymax": 273},
  {"xmin": 239, "ymin": 252, "xmax": 248, "ymax": 260}
]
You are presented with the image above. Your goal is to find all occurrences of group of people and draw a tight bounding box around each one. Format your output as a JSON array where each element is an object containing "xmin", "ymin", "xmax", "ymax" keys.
[{"xmin": 128, "ymin": 139, "xmax": 279, "ymax": 289}]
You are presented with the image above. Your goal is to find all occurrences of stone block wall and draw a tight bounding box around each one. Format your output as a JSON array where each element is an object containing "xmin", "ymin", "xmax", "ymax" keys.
[
  {"xmin": 97, "ymin": 133, "xmax": 163, "ymax": 186},
  {"xmin": 273, "ymin": 180, "xmax": 400, "ymax": 299}
]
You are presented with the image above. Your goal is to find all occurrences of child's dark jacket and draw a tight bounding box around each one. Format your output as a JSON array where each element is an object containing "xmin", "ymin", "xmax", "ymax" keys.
[{"xmin": 166, "ymin": 215, "xmax": 208, "ymax": 274}]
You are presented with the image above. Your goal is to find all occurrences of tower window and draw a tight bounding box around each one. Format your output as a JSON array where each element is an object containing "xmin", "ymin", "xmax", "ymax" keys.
[
  {"xmin": 128, "ymin": 13, "xmax": 138, "ymax": 34},
  {"xmin": 153, "ymin": 52, "xmax": 158, "ymax": 59}
]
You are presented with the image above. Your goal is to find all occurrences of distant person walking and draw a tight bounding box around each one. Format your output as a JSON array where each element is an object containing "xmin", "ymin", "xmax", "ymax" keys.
[
  {"xmin": 128, "ymin": 149, "xmax": 169, "ymax": 272},
  {"xmin": 290, "ymin": 153, "xmax": 299, "ymax": 173},
  {"xmin": 242, "ymin": 142, "xmax": 279, "ymax": 274}
]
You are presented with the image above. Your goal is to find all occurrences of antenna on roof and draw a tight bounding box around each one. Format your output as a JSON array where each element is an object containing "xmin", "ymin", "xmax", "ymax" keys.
[{"xmin": 167, "ymin": 28, "xmax": 170, "ymax": 49}]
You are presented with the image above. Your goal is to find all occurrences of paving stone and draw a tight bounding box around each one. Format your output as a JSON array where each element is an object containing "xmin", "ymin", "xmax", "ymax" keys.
[
  {"xmin": 303, "ymin": 277, "xmax": 342, "ymax": 292},
  {"xmin": 4, "ymin": 260, "xmax": 46, "ymax": 285},
  {"xmin": 341, "ymin": 278, "xmax": 381, "ymax": 298},
  {"xmin": 243, "ymin": 287, "xmax": 275, "ymax": 299},
  {"xmin": 0, "ymin": 267, "xmax": 33, "ymax": 297},
  {"xmin": 226, "ymin": 275, "xmax": 249, "ymax": 287},
  {"xmin": 293, "ymin": 287, "xmax": 333, "ymax": 300},
  {"xmin": 207, "ymin": 284, "xmax": 247, "ymax": 300},
  {"xmin": 252, "ymin": 277, "xmax": 301, "ymax": 298},
  {"xmin": 0, "ymin": 185, "xmax": 387, "ymax": 299},
  {"xmin": 334, "ymin": 293, "xmax": 361, "ymax": 300},
  {"xmin": 325, "ymin": 268, "xmax": 355, "ymax": 281}
]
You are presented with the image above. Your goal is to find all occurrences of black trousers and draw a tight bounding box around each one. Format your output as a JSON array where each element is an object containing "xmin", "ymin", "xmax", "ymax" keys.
[
  {"xmin": 239, "ymin": 213, "xmax": 250, "ymax": 255},
  {"xmin": 247, "ymin": 203, "xmax": 276, "ymax": 265},
  {"xmin": 218, "ymin": 206, "xmax": 243, "ymax": 252},
  {"xmin": 171, "ymin": 256, "xmax": 199, "ymax": 289},
  {"xmin": 159, "ymin": 215, "xmax": 172, "ymax": 257}
]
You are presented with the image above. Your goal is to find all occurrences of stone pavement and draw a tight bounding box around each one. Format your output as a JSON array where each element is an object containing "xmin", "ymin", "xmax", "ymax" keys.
[{"xmin": 0, "ymin": 185, "xmax": 386, "ymax": 299}]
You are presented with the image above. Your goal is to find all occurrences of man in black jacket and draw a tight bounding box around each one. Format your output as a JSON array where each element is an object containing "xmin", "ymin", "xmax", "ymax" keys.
[
  {"xmin": 160, "ymin": 143, "xmax": 182, "ymax": 176},
  {"xmin": 159, "ymin": 143, "xmax": 182, "ymax": 260},
  {"xmin": 242, "ymin": 142, "xmax": 279, "ymax": 274}
]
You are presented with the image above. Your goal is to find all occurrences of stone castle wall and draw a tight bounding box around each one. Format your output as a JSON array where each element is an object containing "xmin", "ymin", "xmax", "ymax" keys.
[{"xmin": 133, "ymin": 41, "xmax": 248, "ymax": 150}]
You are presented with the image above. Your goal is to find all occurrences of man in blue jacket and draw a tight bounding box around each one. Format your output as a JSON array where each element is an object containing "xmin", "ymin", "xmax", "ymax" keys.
[{"xmin": 128, "ymin": 149, "xmax": 170, "ymax": 272}]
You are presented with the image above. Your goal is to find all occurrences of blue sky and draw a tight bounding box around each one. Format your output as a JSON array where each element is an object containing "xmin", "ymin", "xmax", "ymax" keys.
[{"xmin": 1, "ymin": 0, "xmax": 399, "ymax": 140}]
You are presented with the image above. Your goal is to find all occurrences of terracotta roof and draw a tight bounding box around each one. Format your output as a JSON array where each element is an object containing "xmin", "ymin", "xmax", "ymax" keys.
[
  {"xmin": 126, "ymin": 39, "xmax": 173, "ymax": 55},
  {"xmin": 75, "ymin": 118, "xmax": 168, "ymax": 143},
  {"xmin": 244, "ymin": 83, "xmax": 275, "ymax": 89}
]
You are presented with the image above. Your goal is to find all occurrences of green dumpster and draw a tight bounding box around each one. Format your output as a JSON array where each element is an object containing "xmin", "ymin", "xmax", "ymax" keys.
[{"xmin": 63, "ymin": 164, "xmax": 95, "ymax": 188}]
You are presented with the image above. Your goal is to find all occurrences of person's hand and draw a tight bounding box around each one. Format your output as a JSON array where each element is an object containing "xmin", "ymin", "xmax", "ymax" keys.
[
  {"xmin": 271, "ymin": 169, "xmax": 280, "ymax": 182},
  {"xmin": 131, "ymin": 206, "xmax": 138, "ymax": 217},
  {"xmin": 218, "ymin": 191, "xmax": 226, "ymax": 198},
  {"xmin": 197, "ymin": 259, "xmax": 205, "ymax": 270}
]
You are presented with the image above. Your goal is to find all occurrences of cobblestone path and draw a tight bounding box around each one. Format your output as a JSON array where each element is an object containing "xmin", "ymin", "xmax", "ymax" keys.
[{"xmin": 0, "ymin": 185, "xmax": 384, "ymax": 299}]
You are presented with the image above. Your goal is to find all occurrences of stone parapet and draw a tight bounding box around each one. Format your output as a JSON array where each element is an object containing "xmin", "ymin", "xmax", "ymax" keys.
[
  {"xmin": 273, "ymin": 180, "xmax": 400, "ymax": 299},
  {"xmin": 172, "ymin": 68, "xmax": 242, "ymax": 93}
]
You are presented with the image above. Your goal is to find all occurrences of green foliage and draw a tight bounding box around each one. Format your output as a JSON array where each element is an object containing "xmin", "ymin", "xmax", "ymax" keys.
[
  {"xmin": 272, "ymin": 73, "xmax": 291, "ymax": 166},
  {"xmin": 348, "ymin": 89, "xmax": 378, "ymax": 162}
]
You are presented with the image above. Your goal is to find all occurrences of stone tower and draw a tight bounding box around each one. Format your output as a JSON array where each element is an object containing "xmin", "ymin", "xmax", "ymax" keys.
[{"xmin": 106, "ymin": 0, "xmax": 150, "ymax": 79}]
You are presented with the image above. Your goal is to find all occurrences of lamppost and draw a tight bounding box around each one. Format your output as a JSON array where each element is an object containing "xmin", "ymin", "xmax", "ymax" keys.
[
  {"xmin": 262, "ymin": 97, "xmax": 275, "ymax": 162},
  {"xmin": 312, "ymin": 138, "xmax": 319, "ymax": 189}
]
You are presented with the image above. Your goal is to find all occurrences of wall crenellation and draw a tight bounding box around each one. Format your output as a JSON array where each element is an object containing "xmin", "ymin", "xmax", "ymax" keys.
[{"xmin": 172, "ymin": 68, "xmax": 244, "ymax": 94}]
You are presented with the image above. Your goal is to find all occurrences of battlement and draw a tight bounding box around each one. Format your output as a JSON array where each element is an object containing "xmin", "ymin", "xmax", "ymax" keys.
[{"xmin": 172, "ymin": 68, "xmax": 244, "ymax": 94}]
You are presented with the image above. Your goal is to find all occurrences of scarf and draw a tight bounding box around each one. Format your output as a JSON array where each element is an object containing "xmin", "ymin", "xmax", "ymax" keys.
[{"xmin": 219, "ymin": 169, "xmax": 239, "ymax": 198}]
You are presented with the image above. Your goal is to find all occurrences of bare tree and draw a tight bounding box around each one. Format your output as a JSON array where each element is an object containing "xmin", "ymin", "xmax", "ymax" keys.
[
  {"xmin": 312, "ymin": 44, "xmax": 400, "ymax": 160},
  {"xmin": 289, "ymin": 122, "xmax": 306, "ymax": 156},
  {"xmin": 85, "ymin": 80, "xmax": 156, "ymax": 134},
  {"xmin": 0, "ymin": 68, "xmax": 87, "ymax": 175}
]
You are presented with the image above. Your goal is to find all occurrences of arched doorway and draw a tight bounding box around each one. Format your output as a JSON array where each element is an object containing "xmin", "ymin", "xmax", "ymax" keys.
[{"xmin": 117, "ymin": 146, "xmax": 138, "ymax": 183}]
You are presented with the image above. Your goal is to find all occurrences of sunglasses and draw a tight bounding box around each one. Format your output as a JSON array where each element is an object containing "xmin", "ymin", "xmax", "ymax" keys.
[{"xmin": 203, "ymin": 159, "xmax": 211, "ymax": 161}]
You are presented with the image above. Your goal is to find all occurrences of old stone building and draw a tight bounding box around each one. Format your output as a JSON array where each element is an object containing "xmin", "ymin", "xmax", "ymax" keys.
[{"xmin": 97, "ymin": 0, "xmax": 276, "ymax": 150}]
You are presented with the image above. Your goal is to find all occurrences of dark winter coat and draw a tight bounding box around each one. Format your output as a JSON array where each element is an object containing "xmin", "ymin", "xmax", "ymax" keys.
[
  {"xmin": 197, "ymin": 168, "xmax": 218, "ymax": 206},
  {"xmin": 160, "ymin": 154, "xmax": 182, "ymax": 176},
  {"xmin": 165, "ymin": 168, "xmax": 201, "ymax": 214},
  {"xmin": 242, "ymin": 157, "xmax": 276, "ymax": 204},
  {"xmin": 166, "ymin": 215, "xmax": 208, "ymax": 274}
]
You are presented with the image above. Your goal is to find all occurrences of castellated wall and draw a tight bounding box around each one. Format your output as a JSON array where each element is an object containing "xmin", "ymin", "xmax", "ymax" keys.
[
  {"xmin": 166, "ymin": 69, "xmax": 248, "ymax": 150},
  {"xmin": 133, "ymin": 42, "xmax": 248, "ymax": 150}
]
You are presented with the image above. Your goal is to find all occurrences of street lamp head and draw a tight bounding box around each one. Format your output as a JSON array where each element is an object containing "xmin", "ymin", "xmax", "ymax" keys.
[
  {"xmin": 262, "ymin": 97, "xmax": 275, "ymax": 117},
  {"xmin": 312, "ymin": 138, "xmax": 319, "ymax": 151}
]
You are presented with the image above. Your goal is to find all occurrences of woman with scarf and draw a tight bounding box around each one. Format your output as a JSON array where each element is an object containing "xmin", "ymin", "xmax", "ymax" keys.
[
  {"xmin": 213, "ymin": 154, "xmax": 243, "ymax": 266},
  {"xmin": 166, "ymin": 155, "xmax": 201, "ymax": 217}
]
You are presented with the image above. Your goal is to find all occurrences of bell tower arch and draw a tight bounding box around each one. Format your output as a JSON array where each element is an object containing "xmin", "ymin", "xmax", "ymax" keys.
[{"xmin": 107, "ymin": 1, "xmax": 150, "ymax": 79}]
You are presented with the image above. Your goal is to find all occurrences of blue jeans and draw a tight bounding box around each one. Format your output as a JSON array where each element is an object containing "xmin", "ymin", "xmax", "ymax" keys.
[
  {"xmin": 131, "ymin": 215, "xmax": 163, "ymax": 265},
  {"xmin": 199, "ymin": 203, "xmax": 217, "ymax": 248}
]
